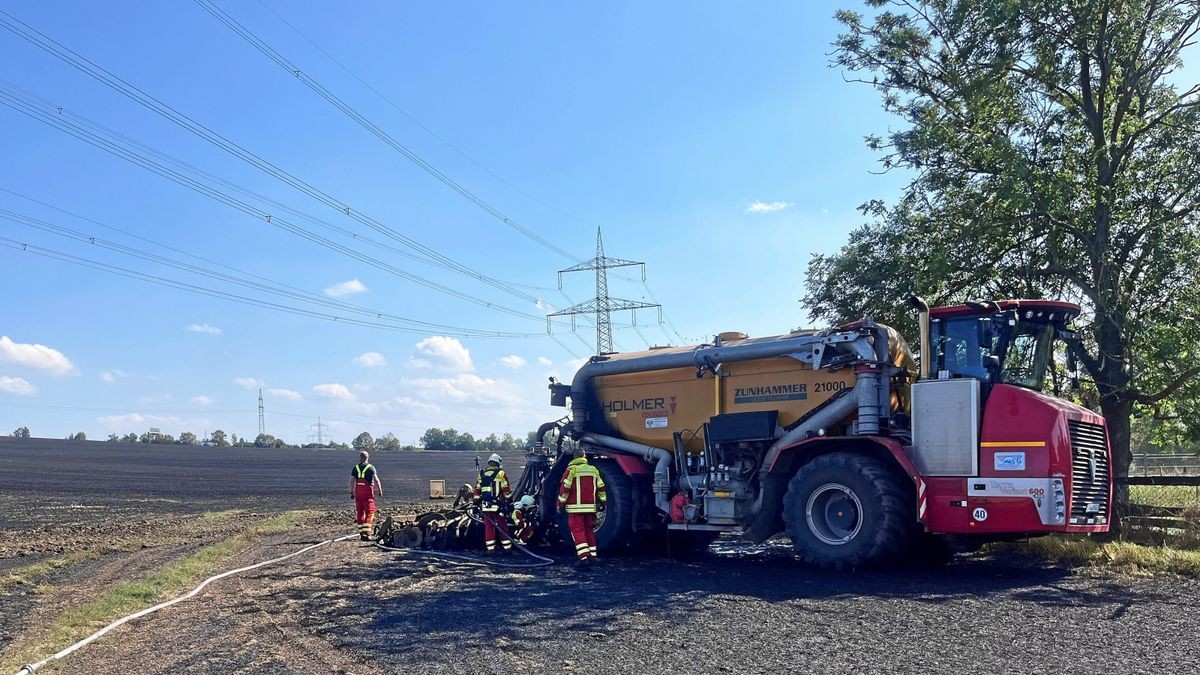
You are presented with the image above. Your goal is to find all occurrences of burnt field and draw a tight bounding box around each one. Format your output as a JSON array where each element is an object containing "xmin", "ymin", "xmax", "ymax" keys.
[
  {"xmin": 2, "ymin": 438, "xmax": 1199, "ymax": 673},
  {"xmin": 0, "ymin": 438, "xmax": 488, "ymax": 529}
]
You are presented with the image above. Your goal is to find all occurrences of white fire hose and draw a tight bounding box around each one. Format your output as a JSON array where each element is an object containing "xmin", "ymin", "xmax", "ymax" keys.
[{"xmin": 14, "ymin": 533, "xmax": 358, "ymax": 675}]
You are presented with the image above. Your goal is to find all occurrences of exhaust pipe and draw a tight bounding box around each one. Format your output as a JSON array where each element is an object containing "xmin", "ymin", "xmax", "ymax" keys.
[
  {"xmin": 908, "ymin": 296, "xmax": 931, "ymax": 380},
  {"xmin": 580, "ymin": 433, "xmax": 672, "ymax": 513}
]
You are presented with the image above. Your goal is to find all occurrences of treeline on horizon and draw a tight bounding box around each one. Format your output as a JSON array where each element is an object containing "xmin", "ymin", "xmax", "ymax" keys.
[{"xmin": 6, "ymin": 425, "xmax": 554, "ymax": 454}]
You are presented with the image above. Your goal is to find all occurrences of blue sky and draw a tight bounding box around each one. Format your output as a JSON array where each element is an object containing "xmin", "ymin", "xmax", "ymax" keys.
[{"xmin": 0, "ymin": 1, "xmax": 907, "ymax": 443}]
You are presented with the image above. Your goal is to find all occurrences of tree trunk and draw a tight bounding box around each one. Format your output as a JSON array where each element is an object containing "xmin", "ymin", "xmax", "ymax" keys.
[{"xmin": 1099, "ymin": 396, "xmax": 1133, "ymax": 536}]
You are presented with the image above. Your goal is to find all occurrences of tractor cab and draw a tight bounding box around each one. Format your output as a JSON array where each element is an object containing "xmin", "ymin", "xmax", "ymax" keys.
[{"xmin": 926, "ymin": 300, "xmax": 1080, "ymax": 393}]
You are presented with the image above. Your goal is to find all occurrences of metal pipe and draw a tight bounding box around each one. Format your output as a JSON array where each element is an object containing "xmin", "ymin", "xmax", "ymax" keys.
[
  {"xmin": 580, "ymin": 433, "xmax": 672, "ymax": 513},
  {"xmin": 908, "ymin": 296, "xmax": 931, "ymax": 380}
]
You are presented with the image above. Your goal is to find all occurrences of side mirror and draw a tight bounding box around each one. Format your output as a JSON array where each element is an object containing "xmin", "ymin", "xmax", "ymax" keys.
[{"xmin": 978, "ymin": 317, "xmax": 995, "ymax": 346}]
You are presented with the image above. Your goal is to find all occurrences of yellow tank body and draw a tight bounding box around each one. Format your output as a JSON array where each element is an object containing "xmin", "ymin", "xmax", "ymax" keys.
[{"xmin": 586, "ymin": 325, "xmax": 914, "ymax": 452}]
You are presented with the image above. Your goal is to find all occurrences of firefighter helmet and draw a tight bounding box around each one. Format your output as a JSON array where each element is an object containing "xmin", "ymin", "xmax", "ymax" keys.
[
  {"xmin": 516, "ymin": 495, "xmax": 534, "ymax": 510},
  {"xmin": 488, "ymin": 453, "xmax": 503, "ymax": 465}
]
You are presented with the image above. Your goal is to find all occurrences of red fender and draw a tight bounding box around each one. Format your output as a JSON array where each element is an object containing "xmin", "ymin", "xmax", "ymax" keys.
[{"xmin": 767, "ymin": 435, "xmax": 928, "ymax": 523}]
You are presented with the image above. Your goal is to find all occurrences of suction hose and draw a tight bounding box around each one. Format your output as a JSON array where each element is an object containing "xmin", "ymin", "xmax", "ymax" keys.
[{"xmin": 14, "ymin": 533, "xmax": 358, "ymax": 675}]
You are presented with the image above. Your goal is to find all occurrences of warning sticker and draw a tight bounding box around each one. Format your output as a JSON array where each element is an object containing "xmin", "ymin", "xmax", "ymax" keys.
[{"xmin": 644, "ymin": 417, "xmax": 668, "ymax": 429}]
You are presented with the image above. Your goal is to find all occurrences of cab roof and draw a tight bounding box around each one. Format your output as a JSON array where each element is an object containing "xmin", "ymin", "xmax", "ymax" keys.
[{"xmin": 930, "ymin": 299, "xmax": 1080, "ymax": 320}]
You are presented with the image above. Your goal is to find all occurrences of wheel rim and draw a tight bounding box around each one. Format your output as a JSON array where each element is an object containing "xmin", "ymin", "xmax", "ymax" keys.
[{"xmin": 805, "ymin": 482, "xmax": 863, "ymax": 546}]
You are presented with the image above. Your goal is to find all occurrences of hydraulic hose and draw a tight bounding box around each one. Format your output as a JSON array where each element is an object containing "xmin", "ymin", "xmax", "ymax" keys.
[{"xmin": 14, "ymin": 533, "xmax": 358, "ymax": 675}]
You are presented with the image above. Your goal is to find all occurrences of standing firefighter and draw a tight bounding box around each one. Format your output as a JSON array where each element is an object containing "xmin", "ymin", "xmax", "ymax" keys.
[
  {"xmin": 475, "ymin": 453, "xmax": 512, "ymax": 553},
  {"xmin": 558, "ymin": 448, "xmax": 606, "ymax": 565},
  {"xmin": 350, "ymin": 451, "xmax": 383, "ymax": 541}
]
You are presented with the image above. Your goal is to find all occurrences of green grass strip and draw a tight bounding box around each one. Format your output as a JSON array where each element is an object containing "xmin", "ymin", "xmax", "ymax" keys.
[{"xmin": 1, "ymin": 509, "xmax": 318, "ymax": 672}]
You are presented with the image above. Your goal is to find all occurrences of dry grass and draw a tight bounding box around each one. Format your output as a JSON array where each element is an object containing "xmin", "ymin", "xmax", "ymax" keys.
[
  {"xmin": 998, "ymin": 535, "xmax": 1200, "ymax": 578},
  {"xmin": 0, "ymin": 509, "xmax": 319, "ymax": 673},
  {"xmin": 0, "ymin": 550, "xmax": 100, "ymax": 595}
]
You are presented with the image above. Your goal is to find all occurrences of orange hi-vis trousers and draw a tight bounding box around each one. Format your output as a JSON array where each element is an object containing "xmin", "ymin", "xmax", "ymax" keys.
[
  {"xmin": 567, "ymin": 513, "xmax": 597, "ymax": 560},
  {"xmin": 355, "ymin": 482, "xmax": 375, "ymax": 537}
]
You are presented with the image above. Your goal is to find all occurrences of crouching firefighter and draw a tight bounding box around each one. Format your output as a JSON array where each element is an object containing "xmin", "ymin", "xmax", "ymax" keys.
[
  {"xmin": 475, "ymin": 453, "xmax": 513, "ymax": 553},
  {"xmin": 558, "ymin": 448, "xmax": 606, "ymax": 565},
  {"xmin": 511, "ymin": 495, "xmax": 536, "ymax": 545}
]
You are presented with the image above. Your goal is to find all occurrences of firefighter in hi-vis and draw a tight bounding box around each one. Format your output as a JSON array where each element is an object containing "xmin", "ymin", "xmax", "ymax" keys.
[
  {"xmin": 350, "ymin": 451, "xmax": 383, "ymax": 541},
  {"xmin": 511, "ymin": 495, "xmax": 536, "ymax": 545},
  {"xmin": 475, "ymin": 453, "xmax": 513, "ymax": 553},
  {"xmin": 558, "ymin": 448, "xmax": 606, "ymax": 565}
]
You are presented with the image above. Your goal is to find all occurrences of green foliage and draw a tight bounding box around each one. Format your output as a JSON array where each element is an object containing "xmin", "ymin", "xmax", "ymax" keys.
[
  {"xmin": 375, "ymin": 432, "xmax": 401, "ymax": 452},
  {"xmin": 121, "ymin": 432, "xmax": 138, "ymax": 443},
  {"xmin": 253, "ymin": 433, "xmax": 275, "ymax": 448},
  {"xmin": 106, "ymin": 433, "xmax": 120, "ymax": 442},
  {"xmin": 177, "ymin": 431, "xmax": 197, "ymax": 445},
  {"xmin": 352, "ymin": 431, "xmax": 374, "ymax": 452},
  {"xmin": 815, "ymin": 0, "xmax": 1200, "ymax": 474},
  {"xmin": 210, "ymin": 429, "xmax": 229, "ymax": 447},
  {"xmin": 11, "ymin": 426, "xmax": 30, "ymax": 439},
  {"xmin": 66, "ymin": 431, "xmax": 86, "ymax": 441}
]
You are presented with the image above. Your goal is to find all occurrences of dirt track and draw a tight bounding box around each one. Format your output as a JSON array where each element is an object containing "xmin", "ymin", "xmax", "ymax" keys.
[{"xmin": 3, "ymin": 440, "xmax": 1199, "ymax": 674}]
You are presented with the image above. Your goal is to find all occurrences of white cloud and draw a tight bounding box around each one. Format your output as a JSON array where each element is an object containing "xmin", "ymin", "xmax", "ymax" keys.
[
  {"xmin": 536, "ymin": 356, "xmax": 553, "ymax": 367},
  {"xmin": 96, "ymin": 413, "xmax": 212, "ymax": 433},
  {"xmin": 186, "ymin": 323, "xmax": 222, "ymax": 335},
  {"xmin": 267, "ymin": 387, "xmax": 303, "ymax": 401},
  {"xmin": 0, "ymin": 336, "xmax": 77, "ymax": 375},
  {"xmin": 0, "ymin": 375, "xmax": 36, "ymax": 396},
  {"xmin": 409, "ymin": 336, "xmax": 474, "ymax": 372},
  {"xmin": 138, "ymin": 394, "xmax": 175, "ymax": 404},
  {"xmin": 313, "ymin": 383, "xmax": 355, "ymax": 400},
  {"xmin": 191, "ymin": 395, "xmax": 214, "ymax": 406},
  {"xmin": 354, "ymin": 351, "xmax": 387, "ymax": 367},
  {"xmin": 99, "ymin": 369, "xmax": 131, "ymax": 383},
  {"xmin": 401, "ymin": 373, "xmax": 523, "ymax": 406},
  {"xmin": 820, "ymin": 207, "xmax": 830, "ymax": 215},
  {"xmin": 499, "ymin": 355, "xmax": 527, "ymax": 369},
  {"xmin": 324, "ymin": 278, "xmax": 368, "ymax": 298},
  {"xmin": 745, "ymin": 200, "xmax": 792, "ymax": 214},
  {"xmin": 234, "ymin": 377, "xmax": 265, "ymax": 390}
]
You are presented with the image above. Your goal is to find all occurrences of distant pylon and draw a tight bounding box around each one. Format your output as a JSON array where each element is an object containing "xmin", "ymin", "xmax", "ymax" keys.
[
  {"xmin": 257, "ymin": 388, "xmax": 266, "ymax": 436},
  {"xmin": 308, "ymin": 416, "xmax": 329, "ymax": 446},
  {"xmin": 549, "ymin": 228, "xmax": 660, "ymax": 355}
]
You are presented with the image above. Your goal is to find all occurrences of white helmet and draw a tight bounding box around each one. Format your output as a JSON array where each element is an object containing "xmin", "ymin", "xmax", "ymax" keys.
[
  {"xmin": 488, "ymin": 453, "xmax": 503, "ymax": 465},
  {"xmin": 516, "ymin": 495, "xmax": 535, "ymax": 510}
]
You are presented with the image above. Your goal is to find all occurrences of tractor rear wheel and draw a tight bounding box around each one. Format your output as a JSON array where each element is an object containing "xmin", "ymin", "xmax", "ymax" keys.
[
  {"xmin": 553, "ymin": 457, "xmax": 637, "ymax": 553},
  {"xmin": 782, "ymin": 452, "xmax": 915, "ymax": 569}
]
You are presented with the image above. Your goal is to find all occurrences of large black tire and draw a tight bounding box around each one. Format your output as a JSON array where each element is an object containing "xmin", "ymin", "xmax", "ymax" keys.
[
  {"xmin": 553, "ymin": 457, "xmax": 638, "ymax": 553},
  {"xmin": 782, "ymin": 452, "xmax": 915, "ymax": 569}
]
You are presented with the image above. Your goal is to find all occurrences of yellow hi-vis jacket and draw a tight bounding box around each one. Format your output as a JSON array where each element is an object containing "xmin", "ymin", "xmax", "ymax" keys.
[{"xmin": 557, "ymin": 457, "xmax": 606, "ymax": 514}]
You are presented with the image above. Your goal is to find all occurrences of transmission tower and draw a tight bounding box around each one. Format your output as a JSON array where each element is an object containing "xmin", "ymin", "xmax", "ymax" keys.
[
  {"xmin": 307, "ymin": 417, "xmax": 330, "ymax": 446},
  {"xmin": 257, "ymin": 388, "xmax": 266, "ymax": 436},
  {"xmin": 549, "ymin": 228, "xmax": 660, "ymax": 355}
]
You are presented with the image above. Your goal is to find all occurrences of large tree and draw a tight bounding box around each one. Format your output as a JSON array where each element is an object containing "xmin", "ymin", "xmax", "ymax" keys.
[{"xmin": 808, "ymin": 0, "xmax": 1200, "ymax": 503}]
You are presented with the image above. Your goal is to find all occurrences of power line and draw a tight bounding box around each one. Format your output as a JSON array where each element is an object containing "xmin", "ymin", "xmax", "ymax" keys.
[
  {"xmin": 0, "ymin": 11, "xmax": 560, "ymax": 305},
  {"xmin": 247, "ymin": 2, "xmax": 692, "ymax": 342},
  {"xmin": 0, "ymin": 237, "xmax": 543, "ymax": 337},
  {"xmin": 194, "ymin": 0, "xmax": 578, "ymax": 261},
  {"xmin": 254, "ymin": 0, "xmax": 604, "ymax": 232},
  {"xmin": 0, "ymin": 86, "xmax": 560, "ymax": 325},
  {"xmin": 0, "ymin": 203, "xmax": 542, "ymax": 336}
]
